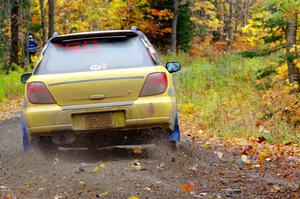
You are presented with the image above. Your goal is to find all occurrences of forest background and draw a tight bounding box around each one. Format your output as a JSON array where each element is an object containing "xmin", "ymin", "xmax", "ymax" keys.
[{"xmin": 0, "ymin": 0, "xmax": 299, "ymax": 144}]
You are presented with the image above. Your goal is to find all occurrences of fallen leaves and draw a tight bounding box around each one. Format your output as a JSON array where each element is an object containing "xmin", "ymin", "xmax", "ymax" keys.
[
  {"xmin": 242, "ymin": 145, "xmax": 254, "ymax": 156},
  {"xmin": 258, "ymin": 151, "xmax": 268, "ymax": 168},
  {"xmin": 0, "ymin": 98, "xmax": 22, "ymax": 121},
  {"xmin": 128, "ymin": 160, "xmax": 142, "ymax": 171},
  {"xmin": 93, "ymin": 163, "xmax": 105, "ymax": 173},
  {"xmin": 179, "ymin": 182, "xmax": 197, "ymax": 193},
  {"xmin": 189, "ymin": 164, "xmax": 199, "ymax": 173},
  {"xmin": 241, "ymin": 154, "xmax": 250, "ymax": 164},
  {"xmin": 270, "ymin": 184, "xmax": 282, "ymax": 193},
  {"xmin": 54, "ymin": 192, "xmax": 67, "ymax": 199},
  {"xmin": 215, "ymin": 151, "xmax": 223, "ymax": 159},
  {"xmin": 257, "ymin": 136, "xmax": 266, "ymax": 144},
  {"xmin": 132, "ymin": 147, "xmax": 142, "ymax": 154},
  {"xmin": 203, "ymin": 142, "xmax": 211, "ymax": 150},
  {"xmin": 128, "ymin": 196, "xmax": 140, "ymax": 199},
  {"xmin": 246, "ymin": 163, "xmax": 256, "ymax": 169},
  {"xmin": 0, "ymin": 186, "xmax": 15, "ymax": 199}
]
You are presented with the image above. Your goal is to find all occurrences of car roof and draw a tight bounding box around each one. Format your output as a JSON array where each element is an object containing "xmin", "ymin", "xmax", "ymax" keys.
[{"xmin": 50, "ymin": 30, "xmax": 138, "ymax": 43}]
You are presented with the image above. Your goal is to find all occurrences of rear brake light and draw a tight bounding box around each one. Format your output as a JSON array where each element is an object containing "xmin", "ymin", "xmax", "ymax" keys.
[
  {"xmin": 27, "ymin": 82, "xmax": 56, "ymax": 104},
  {"xmin": 140, "ymin": 72, "xmax": 168, "ymax": 96}
]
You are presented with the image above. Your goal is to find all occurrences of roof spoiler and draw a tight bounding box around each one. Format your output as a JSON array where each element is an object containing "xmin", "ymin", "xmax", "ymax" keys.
[
  {"xmin": 50, "ymin": 30, "xmax": 138, "ymax": 43},
  {"xmin": 131, "ymin": 26, "xmax": 139, "ymax": 33}
]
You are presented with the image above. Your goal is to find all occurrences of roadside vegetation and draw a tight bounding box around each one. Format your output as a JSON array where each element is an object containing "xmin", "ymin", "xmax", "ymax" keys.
[
  {"xmin": 0, "ymin": 50, "xmax": 299, "ymax": 144},
  {"xmin": 0, "ymin": 65, "xmax": 24, "ymax": 103},
  {"xmin": 164, "ymin": 53, "xmax": 299, "ymax": 144}
]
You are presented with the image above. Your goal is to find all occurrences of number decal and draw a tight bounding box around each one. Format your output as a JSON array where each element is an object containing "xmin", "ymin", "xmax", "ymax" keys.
[
  {"xmin": 55, "ymin": 40, "xmax": 98, "ymax": 54},
  {"xmin": 65, "ymin": 42, "xmax": 81, "ymax": 53}
]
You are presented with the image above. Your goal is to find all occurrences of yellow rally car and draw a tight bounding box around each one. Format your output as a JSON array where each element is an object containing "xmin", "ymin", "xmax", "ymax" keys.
[{"xmin": 21, "ymin": 27, "xmax": 181, "ymax": 150}]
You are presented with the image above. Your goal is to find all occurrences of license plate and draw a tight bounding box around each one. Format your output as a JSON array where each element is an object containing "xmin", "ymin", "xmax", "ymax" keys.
[
  {"xmin": 72, "ymin": 111, "xmax": 125, "ymax": 130},
  {"xmin": 85, "ymin": 112, "xmax": 112, "ymax": 129}
]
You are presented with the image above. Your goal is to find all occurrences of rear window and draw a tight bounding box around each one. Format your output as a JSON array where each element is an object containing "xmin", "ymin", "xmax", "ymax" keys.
[{"xmin": 35, "ymin": 36, "xmax": 155, "ymax": 75}]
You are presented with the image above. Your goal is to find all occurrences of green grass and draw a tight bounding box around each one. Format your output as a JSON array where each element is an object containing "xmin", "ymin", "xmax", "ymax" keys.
[
  {"xmin": 163, "ymin": 53, "xmax": 300, "ymax": 144},
  {"xmin": 0, "ymin": 68, "xmax": 25, "ymax": 103}
]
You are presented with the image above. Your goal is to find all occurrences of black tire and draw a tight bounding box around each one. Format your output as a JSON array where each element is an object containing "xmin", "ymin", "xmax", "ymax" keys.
[{"xmin": 29, "ymin": 136, "xmax": 58, "ymax": 153}]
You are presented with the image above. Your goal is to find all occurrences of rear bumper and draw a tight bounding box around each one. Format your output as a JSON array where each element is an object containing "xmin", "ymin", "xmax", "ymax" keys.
[{"xmin": 23, "ymin": 95, "xmax": 176, "ymax": 135}]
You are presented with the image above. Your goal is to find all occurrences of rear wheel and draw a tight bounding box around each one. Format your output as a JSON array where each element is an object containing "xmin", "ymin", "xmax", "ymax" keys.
[{"xmin": 29, "ymin": 136, "xmax": 58, "ymax": 153}]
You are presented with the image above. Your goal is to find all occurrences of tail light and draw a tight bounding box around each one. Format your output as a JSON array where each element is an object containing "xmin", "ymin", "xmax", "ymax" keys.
[
  {"xmin": 27, "ymin": 82, "xmax": 56, "ymax": 104},
  {"xmin": 140, "ymin": 72, "xmax": 168, "ymax": 96}
]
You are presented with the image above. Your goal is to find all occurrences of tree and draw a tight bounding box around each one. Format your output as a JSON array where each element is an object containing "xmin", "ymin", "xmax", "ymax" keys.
[
  {"xmin": 177, "ymin": 2, "xmax": 193, "ymax": 52},
  {"xmin": 48, "ymin": 0, "xmax": 54, "ymax": 38},
  {"xmin": 241, "ymin": 0, "xmax": 300, "ymax": 92},
  {"xmin": 227, "ymin": 0, "xmax": 233, "ymax": 49},
  {"xmin": 0, "ymin": 1, "xmax": 7, "ymax": 63},
  {"xmin": 39, "ymin": 0, "xmax": 46, "ymax": 46},
  {"xmin": 10, "ymin": 0, "xmax": 19, "ymax": 66},
  {"xmin": 286, "ymin": 12, "xmax": 299, "ymax": 91},
  {"xmin": 170, "ymin": 0, "xmax": 179, "ymax": 53}
]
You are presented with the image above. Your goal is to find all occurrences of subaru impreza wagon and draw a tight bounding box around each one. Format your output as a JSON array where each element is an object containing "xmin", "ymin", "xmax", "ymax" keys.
[{"xmin": 21, "ymin": 27, "xmax": 181, "ymax": 150}]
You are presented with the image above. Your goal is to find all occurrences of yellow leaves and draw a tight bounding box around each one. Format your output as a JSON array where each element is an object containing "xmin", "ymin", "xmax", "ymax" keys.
[
  {"xmin": 128, "ymin": 196, "xmax": 140, "ymax": 199},
  {"xmin": 181, "ymin": 103, "xmax": 196, "ymax": 114},
  {"xmin": 289, "ymin": 44, "xmax": 299, "ymax": 53},
  {"xmin": 93, "ymin": 166, "xmax": 99, "ymax": 173},
  {"xmin": 147, "ymin": 8, "xmax": 173, "ymax": 20},
  {"xmin": 192, "ymin": 1, "xmax": 215, "ymax": 12},
  {"xmin": 276, "ymin": 63, "xmax": 288, "ymax": 78},
  {"xmin": 162, "ymin": 27, "xmax": 172, "ymax": 34},
  {"xmin": 203, "ymin": 142, "xmax": 211, "ymax": 150},
  {"xmin": 258, "ymin": 151, "xmax": 268, "ymax": 168},
  {"xmin": 288, "ymin": 82, "xmax": 299, "ymax": 91},
  {"xmin": 242, "ymin": 12, "xmax": 272, "ymax": 47},
  {"xmin": 54, "ymin": 0, "xmax": 159, "ymax": 33},
  {"xmin": 190, "ymin": 0, "xmax": 221, "ymax": 32},
  {"xmin": 246, "ymin": 163, "xmax": 256, "ymax": 169},
  {"xmin": 93, "ymin": 163, "xmax": 105, "ymax": 173}
]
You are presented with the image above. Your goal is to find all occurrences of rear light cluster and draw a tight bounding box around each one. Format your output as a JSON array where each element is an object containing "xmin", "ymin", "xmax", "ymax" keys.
[
  {"xmin": 140, "ymin": 72, "xmax": 168, "ymax": 96},
  {"xmin": 27, "ymin": 82, "xmax": 56, "ymax": 104}
]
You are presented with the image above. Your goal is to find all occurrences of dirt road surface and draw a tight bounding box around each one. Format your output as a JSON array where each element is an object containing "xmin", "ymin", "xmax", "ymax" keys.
[{"xmin": 0, "ymin": 116, "xmax": 299, "ymax": 198}]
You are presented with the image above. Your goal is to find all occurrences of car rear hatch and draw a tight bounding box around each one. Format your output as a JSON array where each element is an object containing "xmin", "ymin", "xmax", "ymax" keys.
[
  {"xmin": 33, "ymin": 31, "xmax": 157, "ymax": 106},
  {"xmin": 36, "ymin": 67, "xmax": 155, "ymax": 106}
]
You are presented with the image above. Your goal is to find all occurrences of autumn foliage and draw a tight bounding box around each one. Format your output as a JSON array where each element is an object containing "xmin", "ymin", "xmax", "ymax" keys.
[{"xmin": 0, "ymin": 0, "xmax": 299, "ymax": 143}]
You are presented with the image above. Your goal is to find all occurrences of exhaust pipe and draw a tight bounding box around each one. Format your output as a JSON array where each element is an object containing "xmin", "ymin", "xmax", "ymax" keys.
[{"xmin": 51, "ymin": 132, "xmax": 76, "ymax": 145}]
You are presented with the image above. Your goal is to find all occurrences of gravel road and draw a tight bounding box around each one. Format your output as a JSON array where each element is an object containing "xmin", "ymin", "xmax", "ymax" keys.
[{"xmin": 0, "ymin": 116, "xmax": 299, "ymax": 198}]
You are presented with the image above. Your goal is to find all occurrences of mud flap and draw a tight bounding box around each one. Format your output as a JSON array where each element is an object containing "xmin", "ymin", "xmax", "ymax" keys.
[
  {"xmin": 21, "ymin": 118, "xmax": 30, "ymax": 153},
  {"xmin": 168, "ymin": 113, "xmax": 180, "ymax": 141}
]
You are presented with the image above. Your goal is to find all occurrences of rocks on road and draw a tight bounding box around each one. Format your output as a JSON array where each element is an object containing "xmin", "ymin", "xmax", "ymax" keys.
[{"xmin": 0, "ymin": 117, "xmax": 299, "ymax": 198}]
